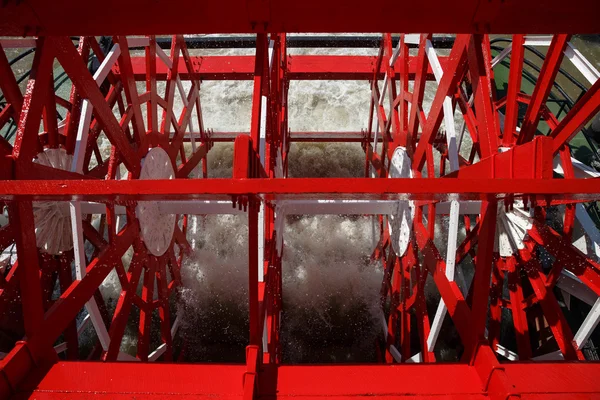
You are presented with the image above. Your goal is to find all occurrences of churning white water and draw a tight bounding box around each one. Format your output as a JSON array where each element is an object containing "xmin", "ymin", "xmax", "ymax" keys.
[
  {"xmin": 173, "ymin": 44, "xmax": 387, "ymax": 362},
  {"xmin": 0, "ymin": 37, "xmax": 469, "ymax": 362},
  {"xmin": 91, "ymin": 40, "xmax": 446, "ymax": 363}
]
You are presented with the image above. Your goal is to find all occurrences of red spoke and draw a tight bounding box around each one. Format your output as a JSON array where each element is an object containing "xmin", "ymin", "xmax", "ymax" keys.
[
  {"xmin": 48, "ymin": 36, "xmax": 141, "ymax": 176},
  {"xmin": 506, "ymin": 256, "xmax": 532, "ymax": 360},
  {"xmin": 9, "ymin": 202, "xmax": 44, "ymax": 338},
  {"xmin": 114, "ymin": 36, "xmax": 148, "ymax": 154},
  {"xmin": 12, "ymin": 38, "xmax": 53, "ymax": 163},
  {"xmin": 517, "ymin": 34, "xmax": 570, "ymax": 144},
  {"xmin": 41, "ymin": 222, "xmax": 138, "ymax": 352},
  {"xmin": 521, "ymin": 252, "xmax": 582, "ymax": 360},
  {"xmin": 413, "ymin": 35, "xmax": 470, "ymax": 171},
  {"xmin": 104, "ymin": 241, "xmax": 146, "ymax": 361},
  {"xmin": 156, "ymin": 255, "xmax": 173, "ymax": 361}
]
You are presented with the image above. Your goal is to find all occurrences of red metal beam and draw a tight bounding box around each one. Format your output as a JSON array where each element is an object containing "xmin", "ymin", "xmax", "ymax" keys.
[
  {"xmin": 120, "ymin": 55, "xmax": 446, "ymax": 81},
  {"xmin": 9, "ymin": 359, "xmax": 600, "ymax": 398},
  {"xmin": 1, "ymin": 1, "xmax": 599, "ymax": 36},
  {"xmin": 0, "ymin": 178, "xmax": 599, "ymax": 202},
  {"xmin": 467, "ymin": 35, "xmax": 498, "ymax": 159},
  {"xmin": 466, "ymin": 200, "xmax": 497, "ymax": 359},
  {"xmin": 8, "ymin": 202, "xmax": 44, "ymax": 340}
]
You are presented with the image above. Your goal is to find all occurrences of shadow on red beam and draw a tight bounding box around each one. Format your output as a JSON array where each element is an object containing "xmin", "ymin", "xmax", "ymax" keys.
[
  {"xmin": 445, "ymin": 137, "xmax": 554, "ymax": 180},
  {"xmin": 2, "ymin": 1, "xmax": 599, "ymax": 36},
  {"xmin": 0, "ymin": 178, "xmax": 599, "ymax": 202},
  {"xmin": 190, "ymin": 132, "xmax": 375, "ymax": 143},
  {"xmin": 121, "ymin": 55, "xmax": 445, "ymax": 81}
]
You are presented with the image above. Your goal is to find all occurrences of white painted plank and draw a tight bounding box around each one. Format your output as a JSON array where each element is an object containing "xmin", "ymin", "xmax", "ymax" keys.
[
  {"xmin": 0, "ymin": 39, "xmax": 37, "ymax": 48},
  {"xmin": 557, "ymin": 270, "xmax": 598, "ymax": 307},
  {"xmin": 404, "ymin": 34, "xmax": 420, "ymax": 45},
  {"xmin": 126, "ymin": 37, "xmax": 150, "ymax": 48},
  {"xmin": 574, "ymin": 297, "xmax": 600, "ymax": 348},
  {"xmin": 405, "ymin": 352, "xmax": 422, "ymax": 363},
  {"xmin": 491, "ymin": 44, "xmax": 512, "ymax": 68},
  {"xmin": 575, "ymin": 203, "xmax": 600, "ymax": 259},
  {"xmin": 565, "ymin": 42, "xmax": 600, "ymax": 85},
  {"xmin": 524, "ymin": 36, "xmax": 553, "ymax": 46},
  {"xmin": 93, "ymin": 44, "xmax": 121, "ymax": 85},
  {"xmin": 496, "ymin": 344, "xmax": 519, "ymax": 361}
]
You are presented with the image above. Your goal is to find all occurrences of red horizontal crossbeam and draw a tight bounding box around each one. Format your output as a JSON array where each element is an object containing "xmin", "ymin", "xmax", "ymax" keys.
[
  {"xmin": 0, "ymin": 178, "xmax": 598, "ymax": 202},
  {"xmin": 199, "ymin": 131, "xmax": 375, "ymax": 143},
  {"xmin": 120, "ymin": 55, "xmax": 445, "ymax": 81},
  {"xmin": 12, "ymin": 361, "xmax": 600, "ymax": 398},
  {"xmin": 1, "ymin": 1, "xmax": 598, "ymax": 36}
]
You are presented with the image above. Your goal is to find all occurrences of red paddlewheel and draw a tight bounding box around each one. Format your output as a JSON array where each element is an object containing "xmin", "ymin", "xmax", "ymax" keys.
[
  {"xmin": 0, "ymin": 3, "xmax": 599, "ymax": 398},
  {"xmin": 0, "ymin": 36, "xmax": 198, "ymax": 364}
]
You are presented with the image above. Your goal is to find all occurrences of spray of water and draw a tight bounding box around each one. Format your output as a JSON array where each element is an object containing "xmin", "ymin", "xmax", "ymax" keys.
[{"xmin": 93, "ymin": 42, "xmax": 468, "ymax": 363}]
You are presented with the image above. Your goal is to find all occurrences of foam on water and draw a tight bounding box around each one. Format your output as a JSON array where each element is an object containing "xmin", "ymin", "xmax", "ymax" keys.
[
  {"xmin": 93, "ymin": 40, "xmax": 468, "ymax": 362},
  {"xmin": 281, "ymin": 215, "xmax": 382, "ymax": 362}
]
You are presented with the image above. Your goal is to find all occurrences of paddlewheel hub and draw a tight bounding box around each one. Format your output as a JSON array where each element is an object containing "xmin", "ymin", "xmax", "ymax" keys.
[{"xmin": 137, "ymin": 147, "xmax": 176, "ymax": 257}]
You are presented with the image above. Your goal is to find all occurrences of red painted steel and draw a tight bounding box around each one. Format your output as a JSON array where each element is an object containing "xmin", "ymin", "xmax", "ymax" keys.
[
  {"xmin": 9, "ymin": 359, "xmax": 600, "ymax": 399},
  {"xmin": 121, "ymin": 55, "xmax": 446, "ymax": 81},
  {"xmin": 0, "ymin": 21, "xmax": 600, "ymax": 400},
  {"xmin": 0, "ymin": 178, "xmax": 598, "ymax": 202},
  {"xmin": 1, "ymin": 1, "xmax": 600, "ymax": 35}
]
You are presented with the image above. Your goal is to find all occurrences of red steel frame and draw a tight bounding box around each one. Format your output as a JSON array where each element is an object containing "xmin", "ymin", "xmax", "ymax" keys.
[{"xmin": 0, "ymin": 2, "xmax": 600, "ymax": 399}]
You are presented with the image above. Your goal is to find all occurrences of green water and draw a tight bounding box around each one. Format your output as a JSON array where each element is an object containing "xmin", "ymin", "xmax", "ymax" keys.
[{"xmin": 491, "ymin": 35, "xmax": 600, "ymax": 166}]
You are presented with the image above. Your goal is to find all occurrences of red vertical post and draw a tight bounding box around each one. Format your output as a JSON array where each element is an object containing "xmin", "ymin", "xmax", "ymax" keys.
[
  {"xmin": 9, "ymin": 202, "xmax": 45, "ymax": 340},
  {"xmin": 250, "ymin": 34, "xmax": 267, "ymax": 154},
  {"xmin": 64, "ymin": 37, "xmax": 90, "ymax": 154},
  {"xmin": 487, "ymin": 258, "xmax": 504, "ymax": 351},
  {"xmin": 400, "ymin": 256, "xmax": 412, "ymax": 360},
  {"xmin": 146, "ymin": 36, "xmax": 159, "ymax": 134},
  {"xmin": 114, "ymin": 36, "xmax": 148, "ymax": 154},
  {"xmin": 396, "ymin": 34, "xmax": 410, "ymax": 151},
  {"xmin": 468, "ymin": 35, "xmax": 498, "ymax": 159},
  {"xmin": 249, "ymin": 197, "xmax": 260, "ymax": 347},
  {"xmin": 157, "ymin": 257, "xmax": 173, "ymax": 361},
  {"xmin": 385, "ymin": 255, "xmax": 400, "ymax": 363},
  {"xmin": 58, "ymin": 254, "xmax": 79, "ymax": 360},
  {"xmin": 506, "ymin": 256, "xmax": 532, "ymax": 360},
  {"xmin": 137, "ymin": 258, "xmax": 156, "ymax": 362},
  {"xmin": 407, "ymin": 35, "xmax": 429, "ymax": 157},
  {"xmin": 466, "ymin": 200, "xmax": 497, "ymax": 359}
]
